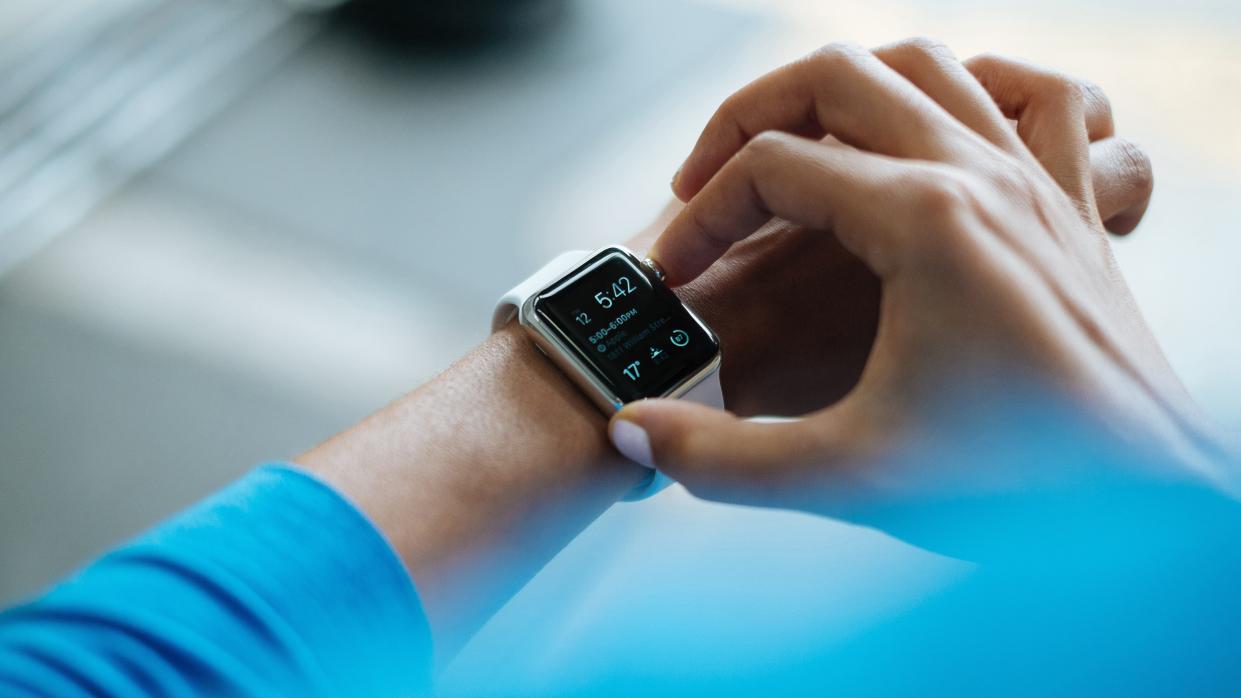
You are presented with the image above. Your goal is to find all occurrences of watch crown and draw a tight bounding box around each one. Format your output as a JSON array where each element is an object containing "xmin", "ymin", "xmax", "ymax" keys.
[{"xmin": 641, "ymin": 257, "xmax": 666, "ymax": 282}]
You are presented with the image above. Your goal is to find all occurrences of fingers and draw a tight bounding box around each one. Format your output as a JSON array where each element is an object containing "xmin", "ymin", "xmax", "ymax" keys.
[
  {"xmin": 966, "ymin": 52, "xmax": 1146, "ymax": 233},
  {"xmin": 624, "ymin": 198, "xmax": 685, "ymax": 254},
  {"xmin": 963, "ymin": 53, "xmax": 1098, "ymax": 217},
  {"xmin": 650, "ymin": 132, "xmax": 925, "ymax": 285},
  {"xmin": 671, "ymin": 42, "xmax": 977, "ymax": 201},
  {"xmin": 1090, "ymin": 137, "xmax": 1154, "ymax": 235},
  {"xmin": 873, "ymin": 38, "xmax": 1027, "ymax": 159},
  {"xmin": 965, "ymin": 53, "xmax": 1113, "ymax": 139},
  {"xmin": 609, "ymin": 400, "xmax": 853, "ymax": 506}
]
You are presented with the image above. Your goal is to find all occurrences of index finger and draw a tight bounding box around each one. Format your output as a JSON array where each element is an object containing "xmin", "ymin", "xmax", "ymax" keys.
[
  {"xmin": 651, "ymin": 131, "xmax": 927, "ymax": 285},
  {"xmin": 672, "ymin": 43, "xmax": 980, "ymax": 201}
]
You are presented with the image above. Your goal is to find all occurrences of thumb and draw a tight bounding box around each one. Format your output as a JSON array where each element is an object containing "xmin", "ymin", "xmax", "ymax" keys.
[{"xmin": 608, "ymin": 399, "xmax": 857, "ymax": 505}]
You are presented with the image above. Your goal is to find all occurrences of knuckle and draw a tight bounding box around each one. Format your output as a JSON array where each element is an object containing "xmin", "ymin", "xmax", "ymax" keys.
[
  {"xmin": 745, "ymin": 129, "xmax": 793, "ymax": 155},
  {"xmin": 914, "ymin": 171, "xmax": 976, "ymax": 224},
  {"xmin": 1040, "ymin": 72, "xmax": 1085, "ymax": 111},
  {"xmin": 962, "ymin": 51, "xmax": 1006, "ymax": 74},
  {"xmin": 897, "ymin": 36, "xmax": 956, "ymax": 64},
  {"xmin": 715, "ymin": 91, "xmax": 750, "ymax": 131},
  {"xmin": 886, "ymin": 168, "xmax": 983, "ymax": 269},
  {"xmin": 717, "ymin": 90, "xmax": 746, "ymax": 119},
  {"xmin": 964, "ymin": 50, "xmax": 996, "ymax": 66},
  {"xmin": 807, "ymin": 41, "xmax": 869, "ymax": 73},
  {"xmin": 736, "ymin": 130, "xmax": 796, "ymax": 177},
  {"xmin": 967, "ymin": 50, "xmax": 1002, "ymax": 65},
  {"xmin": 1079, "ymin": 79, "xmax": 1113, "ymax": 118}
]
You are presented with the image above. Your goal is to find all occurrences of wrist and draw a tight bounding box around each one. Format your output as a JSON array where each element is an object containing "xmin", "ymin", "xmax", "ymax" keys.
[
  {"xmin": 478, "ymin": 323, "xmax": 648, "ymax": 494},
  {"xmin": 304, "ymin": 324, "xmax": 646, "ymax": 569},
  {"xmin": 302, "ymin": 323, "xmax": 647, "ymax": 655}
]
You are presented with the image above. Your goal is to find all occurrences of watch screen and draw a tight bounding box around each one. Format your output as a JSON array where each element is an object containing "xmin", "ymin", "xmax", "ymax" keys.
[{"xmin": 534, "ymin": 249, "xmax": 719, "ymax": 404}]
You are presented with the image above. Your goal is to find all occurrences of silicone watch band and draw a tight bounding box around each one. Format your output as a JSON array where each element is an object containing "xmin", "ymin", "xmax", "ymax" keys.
[
  {"xmin": 491, "ymin": 250, "xmax": 592, "ymax": 332},
  {"xmin": 621, "ymin": 368, "xmax": 723, "ymax": 501},
  {"xmin": 492, "ymin": 249, "xmax": 723, "ymax": 502}
]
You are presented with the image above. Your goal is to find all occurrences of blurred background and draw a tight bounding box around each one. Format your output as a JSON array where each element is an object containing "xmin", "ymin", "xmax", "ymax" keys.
[{"xmin": 1, "ymin": 0, "xmax": 1238, "ymax": 686}]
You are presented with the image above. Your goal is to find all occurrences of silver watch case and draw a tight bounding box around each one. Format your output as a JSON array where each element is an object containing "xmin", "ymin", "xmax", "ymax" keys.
[{"xmin": 518, "ymin": 245, "xmax": 722, "ymax": 414}]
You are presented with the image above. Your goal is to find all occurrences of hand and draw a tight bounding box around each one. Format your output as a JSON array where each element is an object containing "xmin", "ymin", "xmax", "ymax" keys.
[
  {"xmin": 610, "ymin": 39, "xmax": 1233, "ymax": 550},
  {"xmin": 644, "ymin": 40, "xmax": 1157, "ymax": 420},
  {"xmin": 298, "ymin": 40, "xmax": 1176, "ymax": 651}
]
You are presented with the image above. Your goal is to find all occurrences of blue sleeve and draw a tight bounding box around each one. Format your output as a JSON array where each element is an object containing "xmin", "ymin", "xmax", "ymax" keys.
[{"xmin": 0, "ymin": 464, "xmax": 432, "ymax": 697}]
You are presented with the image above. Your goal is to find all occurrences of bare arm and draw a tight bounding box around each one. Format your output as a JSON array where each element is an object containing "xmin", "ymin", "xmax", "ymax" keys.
[{"xmin": 301, "ymin": 322, "xmax": 640, "ymax": 657}]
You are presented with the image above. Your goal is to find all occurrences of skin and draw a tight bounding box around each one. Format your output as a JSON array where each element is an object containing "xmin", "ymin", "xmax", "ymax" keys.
[
  {"xmin": 299, "ymin": 38, "xmax": 1163, "ymax": 661},
  {"xmin": 615, "ymin": 39, "xmax": 1236, "ymax": 554}
]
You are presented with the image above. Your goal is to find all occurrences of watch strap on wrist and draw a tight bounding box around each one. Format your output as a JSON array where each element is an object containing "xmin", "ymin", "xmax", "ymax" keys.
[
  {"xmin": 619, "ymin": 369, "xmax": 723, "ymax": 502},
  {"xmin": 492, "ymin": 250, "xmax": 591, "ymax": 331},
  {"xmin": 679, "ymin": 369, "xmax": 724, "ymax": 408}
]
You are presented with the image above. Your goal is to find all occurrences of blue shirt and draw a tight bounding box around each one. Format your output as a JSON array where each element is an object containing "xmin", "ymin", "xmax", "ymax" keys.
[
  {"xmin": 3, "ymin": 459, "xmax": 1241, "ymax": 696},
  {"xmin": 0, "ymin": 465, "xmax": 431, "ymax": 697}
]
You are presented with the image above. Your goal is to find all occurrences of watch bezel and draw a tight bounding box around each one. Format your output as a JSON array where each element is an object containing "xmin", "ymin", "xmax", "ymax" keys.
[{"xmin": 518, "ymin": 245, "xmax": 722, "ymax": 413}]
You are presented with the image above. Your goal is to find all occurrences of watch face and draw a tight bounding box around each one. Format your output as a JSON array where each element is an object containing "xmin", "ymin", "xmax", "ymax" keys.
[{"xmin": 533, "ymin": 248, "xmax": 719, "ymax": 404}]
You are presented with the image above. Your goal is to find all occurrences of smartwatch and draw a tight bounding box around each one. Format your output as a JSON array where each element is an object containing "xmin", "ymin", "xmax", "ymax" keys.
[{"xmin": 492, "ymin": 245, "xmax": 723, "ymax": 500}]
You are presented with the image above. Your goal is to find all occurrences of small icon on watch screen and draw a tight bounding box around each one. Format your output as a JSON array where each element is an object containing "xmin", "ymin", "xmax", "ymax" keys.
[
  {"xmin": 669, "ymin": 329, "xmax": 689, "ymax": 347},
  {"xmin": 650, "ymin": 346, "xmax": 664, "ymax": 359},
  {"xmin": 596, "ymin": 343, "xmax": 607, "ymax": 352}
]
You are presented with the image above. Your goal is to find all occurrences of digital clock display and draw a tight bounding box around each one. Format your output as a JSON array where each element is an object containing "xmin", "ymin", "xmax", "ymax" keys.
[{"xmin": 533, "ymin": 249, "xmax": 719, "ymax": 404}]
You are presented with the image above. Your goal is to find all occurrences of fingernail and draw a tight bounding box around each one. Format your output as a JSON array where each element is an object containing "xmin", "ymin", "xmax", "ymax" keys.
[
  {"xmin": 610, "ymin": 419, "xmax": 655, "ymax": 469},
  {"xmin": 670, "ymin": 163, "xmax": 683, "ymax": 192}
]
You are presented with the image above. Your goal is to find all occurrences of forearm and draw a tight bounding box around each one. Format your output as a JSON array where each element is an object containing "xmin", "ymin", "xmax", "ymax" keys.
[
  {"xmin": 0, "ymin": 325, "xmax": 647, "ymax": 693},
  {"xmin": 299, "ymin": 323, "xmax": 646, "ymax": 656}
]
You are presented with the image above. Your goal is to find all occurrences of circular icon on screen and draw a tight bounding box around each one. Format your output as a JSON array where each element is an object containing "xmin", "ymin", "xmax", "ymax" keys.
[
  {"xmin": 669, "ymin": 329, "xmax": 690, "ymax": 347},
  {"xmin": 597, "ymin": 343, "xmax": 607, "ymax": 352}
]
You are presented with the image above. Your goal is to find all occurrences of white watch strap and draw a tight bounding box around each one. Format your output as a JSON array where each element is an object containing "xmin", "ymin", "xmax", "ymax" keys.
[
  {"xmin": 619, "ymin": 368, "xmax": 723, "ymax": 502},
  {"xmin": 680, "ymin": 368, "xmax": 724, "ymax": 408},
  {"xmin": 491, "ymin": 250, "xmax": 591, "ymax": 331}
]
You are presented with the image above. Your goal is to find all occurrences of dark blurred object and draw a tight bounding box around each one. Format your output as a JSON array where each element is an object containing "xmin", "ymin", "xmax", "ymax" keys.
[{"xmin": 338, "ymin": 0, "xmax": 570, "ymax": 44}]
